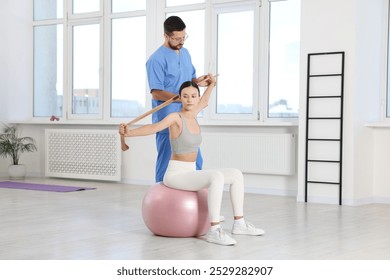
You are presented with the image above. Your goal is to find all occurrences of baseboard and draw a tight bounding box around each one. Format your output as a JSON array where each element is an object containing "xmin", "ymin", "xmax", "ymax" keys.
[{"xmin": 301, "ymin": 195, "xmax": 390, "ymax": 206}]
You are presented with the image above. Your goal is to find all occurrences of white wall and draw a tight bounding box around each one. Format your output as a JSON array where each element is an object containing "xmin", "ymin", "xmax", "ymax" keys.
[
  {"xmin": 372, "ymin": 128, "xmax": 390, "ymax": 201},
  {"xmin": 352, "ymin": 0, "xmax": 384, "ymax": 203}
]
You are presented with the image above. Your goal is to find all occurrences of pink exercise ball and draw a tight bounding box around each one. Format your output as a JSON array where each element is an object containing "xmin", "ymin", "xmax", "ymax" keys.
[{"xmin": 142, "ymin": 183, "xmax": 210, "ymax": 237}]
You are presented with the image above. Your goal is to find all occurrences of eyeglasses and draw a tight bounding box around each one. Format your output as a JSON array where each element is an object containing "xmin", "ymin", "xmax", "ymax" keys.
[{"xmin": 169, "ymin": 34, "xmax": 189, "ymax": 43}]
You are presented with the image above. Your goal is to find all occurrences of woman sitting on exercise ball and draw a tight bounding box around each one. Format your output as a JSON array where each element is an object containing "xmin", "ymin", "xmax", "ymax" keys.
[{"xmin": 119, "ymin": 74, "xmax": 264, "ymax": 246}]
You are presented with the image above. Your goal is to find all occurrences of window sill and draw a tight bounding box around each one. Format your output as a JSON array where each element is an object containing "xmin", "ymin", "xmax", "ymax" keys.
[
  {"xmin": 12, "ymin": 118, "xmax": 298, "ymax": 127},
  {"xmin": 198, "ymin": 119, "xmax": 298, "ymax": 127},
  {"xmin": 365, "ymin": 122, "xmax": 390, "ymax": 128},
  {"xmin": 11, "ymin": 119, "xmax": 122, "ymax": 126}
]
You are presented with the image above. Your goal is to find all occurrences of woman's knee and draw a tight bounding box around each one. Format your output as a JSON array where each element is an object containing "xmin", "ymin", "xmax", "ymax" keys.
[
  {"xmin": 207, "ymin": 170, "xmax": 225, "ymax": 187},
  {"xmin": 228, "ymin": 168, "xmax": 244, "ymax": 183},
  {"xmin": 207, "ymin": 170, "xmax": 225, "ymax": 189}
]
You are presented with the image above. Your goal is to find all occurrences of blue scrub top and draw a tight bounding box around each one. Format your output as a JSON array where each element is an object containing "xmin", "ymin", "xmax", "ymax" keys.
[{"xmin": 146, "ymin": 45, "xmax": 196, "ymax": 131}]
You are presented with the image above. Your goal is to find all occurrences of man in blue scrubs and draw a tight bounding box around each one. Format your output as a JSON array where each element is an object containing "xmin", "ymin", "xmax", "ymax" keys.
[{"xmin": 146, "ymin": 16, "xmax": 209, "ymax": 182}]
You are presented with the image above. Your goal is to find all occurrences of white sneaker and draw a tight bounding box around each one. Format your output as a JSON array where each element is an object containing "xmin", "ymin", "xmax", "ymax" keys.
[
  {"xmin": 232, "ymin": 221, "xmax": 265, "ymax": 236},
  {"xmin": 206, "ymin": 227, "xmax": 237, "ymax": 246}
]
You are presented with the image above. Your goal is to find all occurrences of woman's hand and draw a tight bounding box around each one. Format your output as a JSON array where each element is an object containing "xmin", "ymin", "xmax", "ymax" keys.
[{"xmin": 119, "ymin": 123, "xmax": 128, "ymax": 136}]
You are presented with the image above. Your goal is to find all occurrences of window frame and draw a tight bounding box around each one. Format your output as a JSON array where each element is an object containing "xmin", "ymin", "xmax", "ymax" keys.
[
  {"xmin": 66, "ymin": 18, "xmax": 104, "ymax": 120},
  {"xmin": 267, "ymin": 0, "xmax": 300, "ymax": 120},
  {"xmin": 110, "ymin": 5, "xmax": 151, "ymax": 120},
  {"xmin": 208, "ymin": 1, "xmax": 261, "ymax": 121},
  {"xmin": 33, "ymin": 13, "xmax": 66, "ymax": 118}
]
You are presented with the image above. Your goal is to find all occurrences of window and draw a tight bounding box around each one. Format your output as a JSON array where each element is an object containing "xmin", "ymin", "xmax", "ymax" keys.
[
  {"xmin": 34, "ymin": 0, "xmax": 63, "ymax": 20},
  {"xmin": 33, "ymin": 0, "xmax": 300, "ymax": 122},
  {"xmin": 268, "ymin": 0, "xmax": 300, "ymax": 118},
  {"xmin": 112, "ymin": 0, "xmax": 146, "ymax": 13},
  {"xmin": 166, "ymin": 0, "xmax": 205, "ymax": 7},
  {"xmin": 33, "ymin": 0, "xmax": 147, "ymax": 119},
  {"xmin": 111, "ymin": 16, "xmax": 146, "ymax": 117},
  {"xmin": 215, "ymin": 8, "xmax": 255, "ymax": 116},
  {"xmin": 211, "ymin": 0, "xmax": 300, "ymax": 120},
  {"xmin": 72, "ymin": 0, "xmax": 100, "ymax": 14},
  {"xmin": 33, "ymin": 1, "xmax": 63, "ymax": 117},
  {"xmin": 34, "ymin": 24, "xmax": 63, "ymax": 117},
  {"xmin": 71, "ymin": 23, "xmax": 101, "ymax": 116}
]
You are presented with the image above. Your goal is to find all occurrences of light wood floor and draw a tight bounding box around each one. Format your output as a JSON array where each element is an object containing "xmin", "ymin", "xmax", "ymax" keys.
[{"xmin": 0, "ymin": 177, "xmax": 389, "ymax": 260}]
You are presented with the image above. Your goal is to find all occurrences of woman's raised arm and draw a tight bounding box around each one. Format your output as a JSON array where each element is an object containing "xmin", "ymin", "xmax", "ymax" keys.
[{"xmin": 195, "ymin": 73, "xmax": 217, "ymax": 113}]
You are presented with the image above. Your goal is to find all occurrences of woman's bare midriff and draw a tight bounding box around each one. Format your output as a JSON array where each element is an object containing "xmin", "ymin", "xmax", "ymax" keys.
[{"xmin": 171, "ymin": 152, "xmax": 198, "ymax": 162}]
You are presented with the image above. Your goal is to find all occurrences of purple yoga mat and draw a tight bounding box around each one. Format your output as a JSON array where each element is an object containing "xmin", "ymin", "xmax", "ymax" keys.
[{"xmin": 0, "ymin": 181, "xmax": 96, "ymax": 192}]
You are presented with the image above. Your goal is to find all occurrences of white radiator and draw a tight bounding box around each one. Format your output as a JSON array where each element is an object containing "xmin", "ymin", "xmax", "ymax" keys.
[
  {"xmin": 201, "ymin": 133, "xmax": 296, "ymax": 175},
  {"xmin": 45, "ymin": 129, "xmax": 121, "ymax": 181}
]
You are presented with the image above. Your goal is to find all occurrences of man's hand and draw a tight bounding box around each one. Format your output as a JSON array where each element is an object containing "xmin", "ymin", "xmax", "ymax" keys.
[
  {"xmin": 196, "ymin": 75, "xmax": 211, "ymax": 87},
  {"xmin": 197, "ymin": 74, "xmax": 219, "ymax": 87}
]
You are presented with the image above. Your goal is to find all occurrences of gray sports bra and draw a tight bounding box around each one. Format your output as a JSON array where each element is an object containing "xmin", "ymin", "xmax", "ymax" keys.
[{"xmin": 170, "ymin": 113, "xmax": 202, "ymax": 154}]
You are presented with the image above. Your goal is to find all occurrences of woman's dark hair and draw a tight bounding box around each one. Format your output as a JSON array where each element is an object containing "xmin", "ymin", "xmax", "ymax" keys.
[
  {"xmin": 179, "ymin": 81, "xmax": 200, "ymax": 96},
  {"xmin": 164, "ymin": 16, "xmax": 186, "ymax": 36}
]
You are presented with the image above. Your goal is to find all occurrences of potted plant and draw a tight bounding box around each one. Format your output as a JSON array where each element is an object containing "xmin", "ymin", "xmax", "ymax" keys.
[{"xmin": 0, "ymin": 124, "xmax": 37, "ymax": 179}]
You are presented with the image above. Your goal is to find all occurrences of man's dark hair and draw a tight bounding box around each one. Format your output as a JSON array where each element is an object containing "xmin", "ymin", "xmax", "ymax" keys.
[{"xmin": 164, "ymin": 16, "xmax": 186, "ymax": 35}]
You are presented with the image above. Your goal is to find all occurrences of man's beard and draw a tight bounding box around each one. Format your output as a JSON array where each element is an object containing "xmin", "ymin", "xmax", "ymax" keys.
[{"xmin": 168, "ymin": 41, "xmax": 183, "ymax": 51}]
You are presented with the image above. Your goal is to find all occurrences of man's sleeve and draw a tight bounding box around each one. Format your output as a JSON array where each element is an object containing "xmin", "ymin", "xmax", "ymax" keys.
[{"xmin": 146, "ymin": 56, "xmax": 165, "ymax": 92}]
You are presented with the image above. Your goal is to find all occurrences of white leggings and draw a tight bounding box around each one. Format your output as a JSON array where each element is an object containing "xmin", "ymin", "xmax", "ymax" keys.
[{"xmin": 163, "ymin": 160, "xmax": 244, "ymax": 223}]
